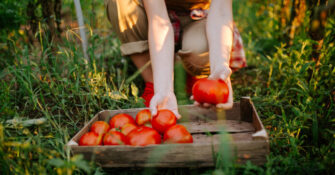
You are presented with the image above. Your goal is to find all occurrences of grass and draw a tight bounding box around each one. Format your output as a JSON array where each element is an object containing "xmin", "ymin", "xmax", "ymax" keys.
[{"xmin": 0, "ymin": 0, "xmax": 334, "ymax": 174}]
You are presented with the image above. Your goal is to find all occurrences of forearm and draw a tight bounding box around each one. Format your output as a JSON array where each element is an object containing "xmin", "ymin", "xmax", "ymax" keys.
[
  {"xmin": 206, "ymin": 0, "xmax": 233, "ymax": 73},
  {"xmin": 143, "ymin": 0, "xmax": 175, "ymax": 94}
]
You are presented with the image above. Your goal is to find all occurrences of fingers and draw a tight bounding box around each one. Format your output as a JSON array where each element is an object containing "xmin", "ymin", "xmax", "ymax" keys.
[
  {"xmin": 172, "ymin": 109, "xmax": 181, "ymax": 119},
  {"xmin": 203, "ymin": 103, "xmax": 211, "ymax": 108},
  {"xmin": 216, "ymin": 102, "xmax": 233, "ymax": 109},
  {"xmin": 208, "ymin": 67, "xmax": 232, "ymax": 82},
  {"xmin": 190, "ymin": 95, "xmax": 194, "ymax": 100},
  {"xmin": 222, "ymin": 67, "xmax": 232, "ymax": 81},
  {"xmin": 220, "ymin": 73, "xmax": 229, "ymax": 84},
  {"xmin": 193, "ymin": 101, "xmax": 200, "ymax": 106},
  {"xmin": 149, "ymin": 96, "xmax": 158, "ymax": 116},
  {"xmin": 149, "ymin": 93, "xmax": 181, "ymax": 119},
  {"xmin": 208, "ymin": 74, "xmax": 216, "ymax": 80},
  {"xmin": 193, "ymin": 101, "xmax": 213, "ymax": 108}
]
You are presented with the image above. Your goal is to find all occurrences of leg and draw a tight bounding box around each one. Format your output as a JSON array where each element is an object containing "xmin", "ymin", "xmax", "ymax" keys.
[
  {"xmin": 177, "ymin": 19, "xmax": 210, "ymax": 77},
  {"xmin": 130, "ymin": 52, "xmax": 153, "ymax": 83},
  {"xmin": 106, "ymin": 0, "xmax": 154, "ymax": 106},
  {"xmin": 106, "ymin": 0, "xmax": 152, "ymax": 82}
]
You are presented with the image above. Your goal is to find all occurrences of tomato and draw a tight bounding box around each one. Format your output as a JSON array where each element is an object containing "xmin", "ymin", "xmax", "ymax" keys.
[
  {"xmin": 136, "ymin": 109, "xmax": 152, "ymax": 127},
  {"xmin": 163, "ymin": 124, "xmax": 193, "ymax": 143},
  {"xmin": 121, "ymin": 123, "xmax": 138, "ymax": 136},
  {"xmin": 126, "ymin": 126, "xmax": 161, "ymax": 146},
  {"xmin": 103, "ymin": 130, "xmax": 127, "ymax": 145},
  {"xmin": 109, "ymin": 113, "xmax": 135, "ymax": 129},
  {"xmin": 90, "ymin": 121, "xmax": 110, "ymax": 135},
  {"xmin": 152, "ymin": 109, "xmax": 177, "ymax": 134},
  {"xmin": 192, "ymin": 78, "xmax": 229, "ymax": 104},
  {"xmin": 79, "ymin": 132, "xmax": 103, "ymax": 146}
]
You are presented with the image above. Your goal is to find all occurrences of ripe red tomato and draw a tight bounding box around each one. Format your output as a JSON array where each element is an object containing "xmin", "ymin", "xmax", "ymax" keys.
[
  {"xmin": 103, "ymin": 130, "xmax": 127, "ymax": 145},
  {"xmin": 109, "ymin": 113, "xmax": 135, "ymax": 129},
  {"xmin": 136, "ymin": 109, "xmax": 152, "ymax": 126},
  {"xmin": 90, "ymin": 121, "xmax": 110, "ymax": 135},
  {"xmin": 121, "ymin": 123, "xmax": 138, "ymax": 136},
  {"xmin": 163, "ymin": 124, "xmax": 193, "ymax": 143},
  {"xmin": 192, "ymin": 78, "xmax": 229, "ymax": 104},
  {"xmin": 126, "ymin": 126, "xmax": 161, "ymax": 146},
  {"xmin": 152, "ymin": 109, "xmax": 177, "ymax": 134},
  {"xmin": 79, "ymin": 132, "xmax": 103, "ymax": 146}
]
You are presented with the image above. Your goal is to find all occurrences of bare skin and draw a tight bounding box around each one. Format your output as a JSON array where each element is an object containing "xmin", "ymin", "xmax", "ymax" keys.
[
  {"xmin": 130, "ymin": 52, "xmax": 153, "ymax": 83},
  {"xmin": 203, "ymin": 0, "xmax": 234, "ymax": 109},
  {"xmin": 143, "ymin": 0, "xmax": 180, "ymax": 118},
  {"xmin": 140, "ymin": 0, "xmax": 234, "ymax": 117}
]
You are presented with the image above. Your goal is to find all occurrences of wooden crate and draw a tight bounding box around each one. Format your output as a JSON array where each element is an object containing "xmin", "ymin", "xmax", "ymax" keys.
[{"xmin": 66, "ymin": 97, "xmax": 269, "ymax": 168}]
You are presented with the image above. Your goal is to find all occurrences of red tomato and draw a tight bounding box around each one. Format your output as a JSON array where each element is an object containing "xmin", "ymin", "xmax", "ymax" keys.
[
  {"xmin": 163, "ymin": 124, "xmax": 193, "ymax": 143},
  {"xmin": 109, "ymin": 113, "xmax": 135, "ymax": 129},
  {"xmin": 136, "ymin": 109, "xmax": 152, "ymax": 126},
  {"xmin": 121, "ymin": 123, "xmax": 138, "ymax": 136},
  {"xmin": 126, "ymin": 126, "xmax": 161, "ymax": 146},
  {"xmin": 90, "ymin": 121, "xmax": 110, "ymax": 135},
  {"xmin": 192, "ymin": 78, "xmax": 229, "ymax": 104},
  {"xmin": 152, "ymin": 109, "xmax": 177, "ymax": 134},
  {"xmin": 103, "ymin": 130, "xmax": 127, "ymax": 145},
  {"xmin": 79, "ymin": 132, "xmax": 103, "ymax": 146}
]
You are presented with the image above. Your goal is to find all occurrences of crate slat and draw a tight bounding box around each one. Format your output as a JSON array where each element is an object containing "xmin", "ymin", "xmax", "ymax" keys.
[
  {"xmin": 66, "ymin": 97, "xmax": 269, "ymax": 167},
  {"xmin": 182, "ymin": 120, "xmax": 255, "ymax": 134}
]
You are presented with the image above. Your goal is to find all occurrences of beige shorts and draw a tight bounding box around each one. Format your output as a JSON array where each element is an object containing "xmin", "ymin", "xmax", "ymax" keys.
[{"xmin": 105, "ymin": 0, "xmax": 211, "ymax": 76}]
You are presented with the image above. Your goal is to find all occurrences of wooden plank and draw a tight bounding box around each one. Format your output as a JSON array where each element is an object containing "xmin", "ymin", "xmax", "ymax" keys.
[
  {"xmin": 70, "ymin": 113, "xmax": 100, "ymax": 145},
  {"xmin": 66, "ymin": 98, "xmax": 270, "ymax": 167},
  {"xmin": 181, "ymin": 120, "xmax": 255, "ymax": 134},
  {"xmin": 69, "ymin": 132, "xmax": 268, "ymax": 168},
  {"xmin": 178, "ymin": 103, "xmax": 241, "ymax": 121},
  {"xmin": 96, "ymin": 103, "xmax": 241, "ymax": 123},
  {"xmin": 70, "ymin": 117, "xmax": 255, "ymax": 145},
  {"xmin": 240, "ymin": 97, "xmax": 253, "ymax": 122}
]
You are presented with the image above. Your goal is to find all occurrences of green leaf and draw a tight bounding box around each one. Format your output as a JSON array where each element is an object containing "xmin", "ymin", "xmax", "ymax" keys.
[
  {"xmin": 48, "ymin": 158, "xmax": 64, "ymax": 167},
  {"xmin": 131, "ymin": 82, "xmax": 139, "ymax": 98},
  {"xmin": 72, "ymin": 155, "xmax": 91, "ymax": 173},
  {"xmin": 74, "ymin": 159, "xmax": 91, "ymax": 173},
  {"xmin": 107, "ymin": 91, "xmax": 128, "ymax": 100},
  {"xmin": 325, "ymin": 129, "xmax": 335, "ymax": 135},
  {"xmin": 299, "ymin": 62, "xmax": 314, "ymax": 74}
]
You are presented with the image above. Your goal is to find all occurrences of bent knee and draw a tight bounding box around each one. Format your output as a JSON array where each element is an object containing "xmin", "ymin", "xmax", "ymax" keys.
[
  {"xmin": 106, "ymin": 0, "xmax": 148, "ymax": 43},
  {"xmin": 181, "ymin": 19, "xmax": 208, "ymax": 55}
]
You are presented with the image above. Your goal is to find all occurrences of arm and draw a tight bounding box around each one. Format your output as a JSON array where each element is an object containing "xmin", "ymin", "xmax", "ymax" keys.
[
  {"xmin": 143, "ymin": 0, "xmax": 180, "ymax": 117},
  {"xmin": 206, "ymin": 0, "xmax": 234, "ymax": 109}
]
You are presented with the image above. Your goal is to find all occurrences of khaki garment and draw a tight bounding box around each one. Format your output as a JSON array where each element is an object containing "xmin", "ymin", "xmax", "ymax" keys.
[{"xmin": 105, "ymin": 0, "xmax": 210, "ymax": 55}]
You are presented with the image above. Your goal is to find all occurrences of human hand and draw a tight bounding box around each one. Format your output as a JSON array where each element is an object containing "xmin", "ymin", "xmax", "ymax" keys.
[
  {"xmin": 209, "ymin": 63, "xmax": 232, "ymax": 84},
  {"xmin": 191, "ymin": 66, "xmax": 234, "ymax": 110},
  {"xmin": 149, "ymin": 91, "xmax": 181, "ymax": 119}
]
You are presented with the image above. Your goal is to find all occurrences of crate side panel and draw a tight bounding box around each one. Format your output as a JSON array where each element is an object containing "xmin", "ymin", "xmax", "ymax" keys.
[
  {"xmin": 70, "ymin": 132, "xmax": 267, "ymax": 167},
  {"xmin": 183, "ymin": 120, "xmax": 255, "ymax": 134},
  {"xmin": 71, "ymin": 114, "xmax": 101, "ymax": 144}
]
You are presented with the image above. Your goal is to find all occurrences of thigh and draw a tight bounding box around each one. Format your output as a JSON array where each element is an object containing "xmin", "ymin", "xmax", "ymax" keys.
[
  {"xmin": 106, "ymin": 0, "xmax": 148, "ymax": 43},
  {"xmin": 178, "ymin": 19, "xmax": 210, "ymax": 77},
  {"xmin": 181, "ymin": 19, "xmax": 208, "ymax": 54}
]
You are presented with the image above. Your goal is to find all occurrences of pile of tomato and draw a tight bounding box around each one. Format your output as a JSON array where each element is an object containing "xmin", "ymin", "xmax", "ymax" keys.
[
  {"xmin": 79, "ymin": 78, "xmax": 229, "ymax": 146},
  {"xmin": 79, "ymin": 109, "xmax": 193, "ymax": 146}
]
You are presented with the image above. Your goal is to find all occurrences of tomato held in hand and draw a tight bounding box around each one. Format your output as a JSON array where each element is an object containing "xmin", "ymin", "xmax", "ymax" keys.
[
  {"xmin": 192, "ymin": 78, "xmax": 229, "ymax": 104},
  {"xmin": 109, "ymin": 113, "xmax": 135, "ymax": 129},
  {"xmin": 103, "ymin": 130, "xmax": 127, "ymax": 145},
  {"xmin": 79, "ymin": 132, "xmax": 103, "ymax": 146},
  {"xmin": 90, "ymin": 121, "xmax": 110, "ymax": 135},
  {"xmin": 126, "ymin": 126, "xmax": 161, "ymax": 146},
  {"xmin": 152, "ymin": 109, "xmax": 177, "ymax": 134},
  {"xmin": 136, "ymin": 109, "xmax": 152, "ymax": 127},
  {"xmin": 121, "ymin": 123, "xmax": 138, "ymax": 136},
  {"xmin": 163, "ymin": 124, "xmax": 193, "ymax": 143}
]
